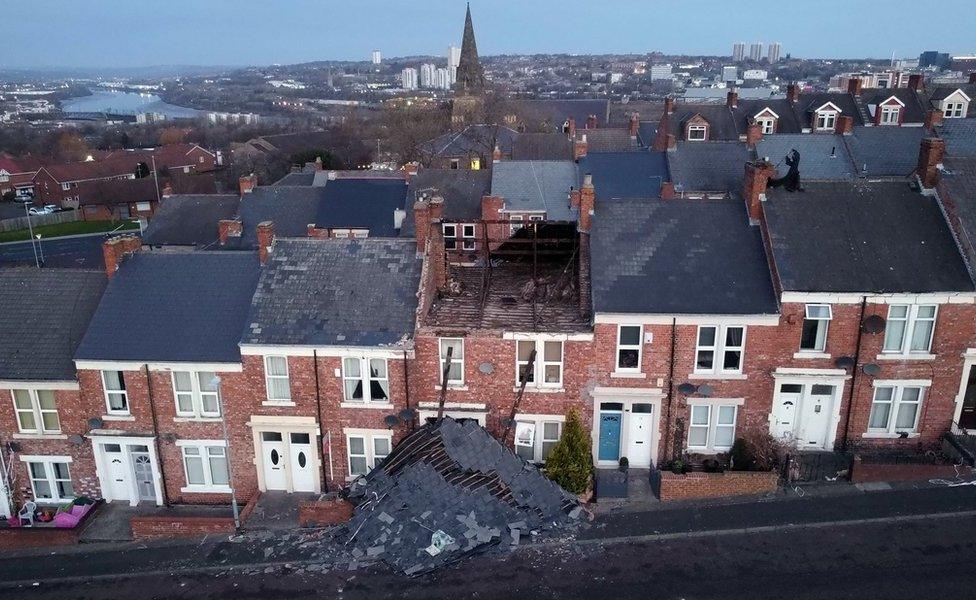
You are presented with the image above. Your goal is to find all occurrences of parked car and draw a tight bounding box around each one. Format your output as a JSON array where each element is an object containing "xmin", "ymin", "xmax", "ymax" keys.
[
  {"xmin": 13, "ymin": 193, "xmax": 33, "ymax": 203},
  {"xmin": 28, "ymin": 206, "xmax": 55, "ymax": 215}
]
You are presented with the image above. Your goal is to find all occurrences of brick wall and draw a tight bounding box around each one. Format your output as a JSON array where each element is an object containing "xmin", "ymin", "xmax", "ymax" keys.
[
  {"xmin": 658, "ymin": 470, "xmax": 779, "ymax": 501},
  {"xmin": 850, "ymin": 455, "xmax": 966, "ymax": 484},
  {"xmin": 130, "ymin": 515, "xmax": 236, "ymax": 540},
  {"xmin": 298, "ymin": 497, "xmax": 354, "ymax": 527}
]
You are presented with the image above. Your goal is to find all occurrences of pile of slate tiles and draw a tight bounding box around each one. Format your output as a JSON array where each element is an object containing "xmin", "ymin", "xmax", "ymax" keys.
[{"xmin": 342, "ymin": 418, "xmax": 584, "ymax": 575}]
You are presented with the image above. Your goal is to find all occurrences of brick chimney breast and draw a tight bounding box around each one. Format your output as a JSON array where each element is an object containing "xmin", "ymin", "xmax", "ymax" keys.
[
  {"xmin": 727, "ymin": 89, "xmax": 739, "ymax": 108},
  {"xmin": 218, "ymin": 219, "xmax": 242, "ymax": 245},
  {"xmin": 629, "ymin": 114, "xmax": 640, "ymax": 138},
  {"xmin": 835, "ymin": 115, "xmax": 855, "ymax": 135},
  {"xmin": 238, "ymin": 173, "xmax": 258, "ymax": 196},
  {"xmin": 847, "ymin": 78, "xmax": 863, "ymax": 96},
  {"xmin": 918, "ymin": 137, "xmax": 947, "ymax": 189},
  {"xmin": 786, "ymin": 83, "xmax": 800, "ymax": 103},
  {"xmin": 579, "ymin": 174, "xmax": 595, "ymax": 233},
  {"xmin": 586, "ymin": 114, "xmax": 598, "ymax": 129},
  {"xmin": 256, "ymin": 221, "xmax": 275, "ymax": 264},
  {"xmin": 907, "ymin": 73, "xmax": 924, "ymax": 91},
  {"xmin": 743, "ymin": 160, "xmax": 776, "ymax": 223},
  {"xmin": 102, "ymin": 235, "xmax": 141, "ymax": 278},
  {"xmin": 924, "ymin": 109, "xmax": 943, "ymax": 131}
]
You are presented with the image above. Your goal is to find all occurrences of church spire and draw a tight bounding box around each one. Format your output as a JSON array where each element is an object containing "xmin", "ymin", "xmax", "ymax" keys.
[{"xmin": 455, "ymin": 2, "xmax": 485, "ymax": 94}]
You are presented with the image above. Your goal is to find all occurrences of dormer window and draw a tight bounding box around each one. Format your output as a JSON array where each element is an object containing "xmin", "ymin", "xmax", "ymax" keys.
[
  {"xmin": 815, "ymin": 110, "xmax": 837, "ymax": 131},
  {"xmin": 940, "ymin": 90, "xmax": 971, "ymax": 119},
  {"xmin": 753, "ymin": 108, "xmax": 779, "ymax": 135},
  {"xmin": 880, "ymin": 105, "xmax": 900, "ymax": 125},
  {"xmin": 687, "ymin": 125, "xmax": 707, "ymax": 141},
  {"xmin": 874, "ymin": 96, "xmax": 906, "ymax": 126}
]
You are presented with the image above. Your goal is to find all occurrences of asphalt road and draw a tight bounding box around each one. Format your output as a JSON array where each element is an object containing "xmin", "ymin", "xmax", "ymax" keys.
[
  {"xmin": 3, "ymin": 485, "xmax": 976, "ymax": 600},
  {"xmin": 0, "ymin": 231, "xmax": 126, "ymax": 269}
]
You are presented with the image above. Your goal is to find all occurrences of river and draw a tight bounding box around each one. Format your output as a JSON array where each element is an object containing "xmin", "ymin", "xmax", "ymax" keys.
[{"xmin": 60, "ymin": 90, "xmax": 202, "ymax": 118}]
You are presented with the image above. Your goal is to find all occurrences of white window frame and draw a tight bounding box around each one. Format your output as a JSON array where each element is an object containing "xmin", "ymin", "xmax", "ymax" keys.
[
  {"xmin": 799, "ymin": 304, "xmax": 832, "ymax": 352},
  {"xmin": 179, "ymin": 441, "xmax": 230, "ymax": 492},
  {"xmin": 882, "ymin": 304, "xmax": 937, "ymax": 355},
  {"xmin": 868, "ymin": 385, "xmax": 925, "ymax": 434},
  {"xmin": 880, "ymin": 105, "xmax": 900, "ymax": 125},
  {"xmin": 514, "ymin": 417, "xmax": 564, "ymax": 463},
  {"xmin": 345, "ymin": 432, "xmax": 392, "ymax": 478},
  {"xmin": 943, "ymin": 101, "xmax": 966, "ymax": 119},
  {"xmin": 172, "ymin": 371, "xmax": 221, "ymax": 418},
  {"xmin": 23, "ymin": 456, "xmax": 74, "ymax": 503},
  {"xmin": 11, "ymin": 389, "xmax": 60, "ymax": 435},
  {"xmin": 438, "ymin": 338, "xmax": 465, "ymax": 386},
  {"xmin": 101, "ymin": 370, "xmax": 129, "ymax": 415},
  {"xmin": 461, "ymin": 223, "xmax": 476, "ymax": 251},
  {"xmin": 509, "ymin": 214, "xmax": 524, "ymax": 235},
  {"xmin": 815, "ymin": 110, "xmax": 837, "ymax": 130},
  {"xmin": 687, "ymin": 404, "xmax": 738, "ymax": 453},
  {"xmin": 60, "ymin": 182, "xmax": 71, "ymax": 191},
  {"xmin": 515, "ymin": 339, "xmax": 564, "ymax": 388},
  {"xmin": 694, "ymin": 325, "xmax": 746, "ymax": 375},
  {"xmin": 443, "ymin": 223, "xmax": 458, "ymax": 250},
  {"xmin": 757, "ymin": 117, "xmax": 776, "ymax": 134},
  {"xmin": 342, "ymin": 357, "xmax": 391, "ymax": 403},
  {"xmin": 264, "ymin": 355, "xmax": 292, "ymax": 403},
  {"xmin": 687, "ymin": 124, "xmax": 707, "ymax": 141},
  {"xmin": 615, "ymin": 324, "xmax": 643, "ymax": 373}
]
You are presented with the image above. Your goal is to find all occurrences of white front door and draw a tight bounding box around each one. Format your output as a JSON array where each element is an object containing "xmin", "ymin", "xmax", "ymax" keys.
[
  {"xmin": 289, "ymin": 433, "xmax": 315, "ymax": 492},
  {"xmin": 771, "ymin": 384, "xmax": 801, "ymax": 441},
  {"xmin": 626, "ymin": 404, "xmax": 654, "ymax": 467},
  {"xmin": 0, "ymin": 477, "xmax": 10, "ymax": 519},
  {"xmin": 261, "ymin": 432, "xmax": 288, "ymax": 490},
  {"xmin": 796, "ymin": 385, "xmax": 836, "ymax": 450},
  {"xmin": 131, "ymin": 451, "xmax": 156, "ymax": 502},
  {"xmin": 104, "ymin": 443, "xmax": 132, "ymax": 502}
]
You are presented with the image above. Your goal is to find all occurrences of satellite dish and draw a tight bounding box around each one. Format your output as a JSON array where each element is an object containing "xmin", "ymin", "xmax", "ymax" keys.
[
  {"xmin": 698, "ymin": 384, "xmax": 714, "ymax": 397},
  {"xmin": 88, "ymin": 417, "xmax": 103, "ymax": 430},
  {"xmin": 398, "ymin": 408, "xmax": 416, "ymax": 421},
  {"xmin": 162, "ymin": 433, "xmax": 177, "ymax": 443},
  {"xmin": 862, "ymin": 363, "xmax": 881, "ymax": 376},
  {"xmin": 478, "ymin": 362, "xmax": 494, "ymax": 375},
  {"xmin": 384, "ymin": 415, "xmax": 400, "ymax": 428},
  {"xmin": 677, "ymin": 383, "xmax": 697, "ymax": 395},
  {"xmin": 834, "ymin": 356, "xmax": 855, "ymax": 369},
  {"xmin": 7, "ymin": 442, "xmax": 22, "ymax": 453},
  {"xmin": 68, "ymin": 435, "xmax": 84, "ymax": 446},
  {"xmin": 862, "ymin": 315, "xmax": 886, "ymax": 334}
]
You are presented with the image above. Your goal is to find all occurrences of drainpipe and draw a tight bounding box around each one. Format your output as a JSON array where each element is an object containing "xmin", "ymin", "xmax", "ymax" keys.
[
  {"xmin": 313, "ymin": 349, "xmax": 327, "ymax": 492},
  {"xmin": 841, "ymin": 296, "xmax": 867, "ymax": 451},
  {"xmin": 663, "ymin": 318, "xmax": 677, "ymax": 463},
  {"xmin": 144, "ymin": 365, "xmax": 169, "ymax": 506}
]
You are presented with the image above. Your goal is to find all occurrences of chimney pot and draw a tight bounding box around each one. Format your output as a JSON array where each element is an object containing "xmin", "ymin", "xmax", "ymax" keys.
[
  {"xmin": 586, "ymin": 114, "xmax": 598, "ymax": 129},
  {"xmin": 907, "ymin": 73, "xmax": 924, "ymax": 91},
  {"xmin": 664, "ymin": 97, "xmax": 675, "ymax": 115},
  {"xmin": 786, "ymin": 83, "xmax": 800, "ymax": 103},
  {"xmin": 256, "ymin": 221, "xmax": 275, "ymax": 264},
  {"xmin": 218, "ymin": 219, "xmax": 242, "ymax": 245},
  {"xmin": 629, "ymin": 114, "xmax": 640, "ymax": 138},
  {"xmin": 573, "ymin": 134, "xmax": 588, "ymax": 161},
  {"xmin": 238, "ymin": 173, "xmax": 257, "ymax": 196},
  {"xmin": 660, "ymin": 181, "xmax": 676, "ymax": 200},
  {"xmin": 492, "ymin": 144, "xmax": 502, "ymax": 163}
]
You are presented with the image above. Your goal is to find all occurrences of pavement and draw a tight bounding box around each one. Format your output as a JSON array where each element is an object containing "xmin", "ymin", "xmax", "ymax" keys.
[
  {"xmin": 1, "ymin": 483, "xmax": 975, "ymax": 599},
  {"xmin": 0, "ymin": 230, "xmax": 136, "ymax": 269}
]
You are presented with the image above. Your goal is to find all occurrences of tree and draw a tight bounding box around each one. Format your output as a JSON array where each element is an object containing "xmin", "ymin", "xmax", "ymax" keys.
[
  {"xmin": 543, "ymin": 408, "xmax": 592, "ymax": 494},
  {"xmin": 158, "ymin": 127, "xmax": 186, "ymax": 145},
  {"xmin": 54, "ymin": 132, "xmax": 91, "ymax": 162}
]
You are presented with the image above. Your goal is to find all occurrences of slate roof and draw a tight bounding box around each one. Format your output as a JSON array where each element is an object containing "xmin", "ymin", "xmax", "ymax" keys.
[
  {"xmin": 667, "ymin": 142, "xmax": 752, "ymax": 193},
  {"xmin": 732, "ymin": 99, "xmax": 804, "ymax": 135},
  {"xmin": 938, "ymin": 119, "xmax": 976, "ymax": 157},
  {"xmin": 575, "ymin": 128, "xmax": 638, "ymax": 152},
  {"xmin": 860, "ymin": 88, "xmax": 927, "ymax": 124},
  {"xmin": 246, "ymin": 131, "xmax": 333, "ymax": 156},
  {"xmin": 75, "ymin": 252, "xmax": 261, "ymax": 363},
  {"xmin": 142, "ymin": 194, "xmax": 240, "ymax": 247},
  {"xmin": 490, "ymin": 161, "xmax": 579, "ymax": 220},
  {"xmin": 578, "ymin": 152, "xmax": 669, "ymax": 199},
  {"xmin": 315, "ymin": 178, "xmax": 407, "ymax": 237},
  {"xmin": 590, "ymin": 199, "xmax": 778, "ymax": 315},
  {"xmin": 941, "ymin": 156, "xmax": 976, "ymax": 268},
  {"xmin": 663, "ymin": 104, "xmax": 739, "ymax": 141},
  {"xmin": 756, "ymin": 134, "xmax": 856, "ymax": 181},
  {"xmin": 795, "ymin": 92, "xmax": 866, "ymax": 126},
  {"xmin": 242, "ymin": 238, "xmax": 421, "ymax": 347},
  {"xmin": 0, "ymin": 269, "xmax": 106, "ymax": 381},
  {"xmin": 424, "ymin": 125, "xmax": 518, "ymax": 160},
  {"xmin": 763, "ymin": 182, "xmax": 974, "ymax": 293},
  {"xmin": 510, "ymin": 133, "xmax": 573, "ymax": 160},
  {"xmin": 844, "ymin": 127, "xmax": 926, "ymax": 177},
  {"xmin": 271, "ymin": 172, "xmax": 315, "ymax": 186},
  {"xmin": 235, "ymin": 186, "xmax": 325, "ymax": 248},
  {"xmin": 405, "ymin": 168, "xmax": 491, "ymax": 232},
  {"xmin": 636, "ymin": 121, "xmax": 658, "ymax": 148},
  {"xmin": 923, "ymin": 84, "xmax": 976, "ymax": 117},
  {"xmin": 514, "ymin": 99, "xmax": 610, "ymax": 129}
]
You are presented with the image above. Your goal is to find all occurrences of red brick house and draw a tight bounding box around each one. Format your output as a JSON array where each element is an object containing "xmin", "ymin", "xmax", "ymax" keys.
[{"xmin": 0, "ymin": 154, "xmax": 45, "ymax": 198}]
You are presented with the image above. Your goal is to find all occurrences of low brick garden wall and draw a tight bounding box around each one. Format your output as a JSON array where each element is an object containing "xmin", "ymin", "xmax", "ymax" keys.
[
  {"xmin": 298, "ymin": 497, "xmax": 354, "ymax": 527},
  {"xmin": 131, "ymin": 491, "xmax": 261, "ymax": 541},
  {"xmin": 850, "ymin": 455, "xmax": 965, "ymax": 484},
  {"xmin": 0, "ymin": 502, "xmax": 102, "ymax": 550},
  {"xmin": 658, "ymin": 470, "xmax": 779, "ymax": 502}
]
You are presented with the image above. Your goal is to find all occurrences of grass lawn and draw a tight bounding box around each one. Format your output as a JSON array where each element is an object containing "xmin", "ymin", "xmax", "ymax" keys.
[{"xmin": 0, "ymin": 219, "xmax": 140, "ymax": 243}]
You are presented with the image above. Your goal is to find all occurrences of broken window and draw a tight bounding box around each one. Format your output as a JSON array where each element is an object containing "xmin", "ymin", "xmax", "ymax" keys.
[
  {"xmin": 514, "ymin": 418, "xmax": 563, "ymax": 463},
  {"xmin": 439, "ymin": 338, "xmax": 464, "ymax": 385}
]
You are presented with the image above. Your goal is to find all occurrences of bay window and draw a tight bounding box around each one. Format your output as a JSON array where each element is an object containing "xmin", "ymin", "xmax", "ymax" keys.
[{"xmin": 343, "ymin": 357, "xmax": 390, "ymax": 403}]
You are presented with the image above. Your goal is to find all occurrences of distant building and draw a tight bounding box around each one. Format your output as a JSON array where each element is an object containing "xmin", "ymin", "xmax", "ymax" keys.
[
  {"xmin": 722, "ymin": 66, "xmax": 738, "ymax": 83},
  {"xmin": 732, "ymin": 42, "xmax": 745, "ymax": 62},
  {"xmin": 749, "ymin": 43, "xmax": 763, "ymax": 61},
  {"xmin": 448, "ymin": 44, "xmax": 461, "ymax": 84},
  {"xmin": 609, "ymin": 72, "xmax": 624, "ymax": 84},
  {"xmin": 768, "ymin": 42, "xmax": 781, "ymax": 64},
  {"xmin": 401, "ymin": 67, "xmax": 419, "ymax": 90},
  {"xmin": 420, "ymin": 63, "xmax": 437, "ymax": 88},
  {"xmin": 951, "ymin": 56, "xmax": 976, "ymax": 73},
  {"xmin": 435, "ymin": 67, "xmax": 452, "ymax": 90},
  {"xmin": 136, "ymin": 112, "xmax": 166, "ymax": 124},
  {"xmin": 371, "ymin": 50, "xmax": 381, "ymax": 65},
  {"xmin": 919, "ymin": 50, "xmax": 950, "ymax": 69},
  {"xmin": 743, "ymin": 69, "xmax": 767, "ymax": 81},
  {"xmin": 650, "ymin": 63, "xmax": 673, "ymax": 81}
]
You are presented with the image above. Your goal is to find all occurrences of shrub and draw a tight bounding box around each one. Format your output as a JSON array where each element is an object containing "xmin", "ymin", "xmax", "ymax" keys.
[
  {"xmin": 730, "ymin": 430, "xmax": 789, "ymax": 471},
  {"xmin": 544, "ymin": 408, "xmax": 592, "ymax": 494}
]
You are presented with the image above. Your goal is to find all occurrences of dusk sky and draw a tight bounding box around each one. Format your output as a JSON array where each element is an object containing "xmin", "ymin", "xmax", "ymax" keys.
[{"xmin": 4, "ymin": 0, "xmax": 975, "ymax": 69}]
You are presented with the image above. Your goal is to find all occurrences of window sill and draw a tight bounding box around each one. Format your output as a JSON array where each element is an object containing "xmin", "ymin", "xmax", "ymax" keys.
[
  {"xmin": 875, "ymin": 353, "xmax": 936, "ymax": 361},
  {"xmin": 688, "ymin": 373, "xmax": 747, "ymax": 381},
  {"xmin": 12, "ymin": 433, "xmax": 67, "ymax": 440},
  {"xmin": 861, "ymin": 431, "xmax": 920, "ymax": 439},
  {"xmin": 685, "ymin": 447, "xmax": 731, "ymax": 455},
  {"xmin": 180, "ymin": 486, "xmax": 232, "ymax": 494},
  {"xmin": 793, "ymin": 351, "xmax": 831, "ymax": 360},
  {"xmin": 339, "ymin": 402, "xmax": 395, "ymax": 410},
  {"xmin": 434, "ymin": 385, "xmax": 469, "ymax": 391},
  {"xmin": 511, "ymin": 387, "xmax": 565, "ymax": 394},
  {"xmin": 102, "ymin": 414, "xmax": 135, "ymax": 421},
  {"xmin": 610, "ymin": 372, "xmax": 647, "ymax": 379},
  {"xmin": 262, "ymin": 401, "xmax": 296, "ymax": 408},
  {"xmin": 173, "ymin": 417, "xmax": 222, "ymax": 423}
]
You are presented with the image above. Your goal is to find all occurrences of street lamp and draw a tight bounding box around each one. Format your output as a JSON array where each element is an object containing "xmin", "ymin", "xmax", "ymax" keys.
[
  {"xmin": 211, "ymin": 375, "xmax": 240, "ymax": 530},
  {"xmin": 35, "ymin": 234, "xmax": 44, "ymax": 266},
  {"xmin": 23, "ymin": 202, "xmax": 39, "ymax": 268}
]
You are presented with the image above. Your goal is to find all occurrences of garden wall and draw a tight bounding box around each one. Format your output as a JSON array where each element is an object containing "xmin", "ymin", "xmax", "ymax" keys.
[
  {"xmin": 658, "ymin": 470, "xmax": 779, "ymax": 502},
  {"xmin": 850, "ymin": 455, "xmax": 967, "ymax": 484},
  {"xmin": 298, "ymin": 497, "xmax": 354, "ymax": 527}
]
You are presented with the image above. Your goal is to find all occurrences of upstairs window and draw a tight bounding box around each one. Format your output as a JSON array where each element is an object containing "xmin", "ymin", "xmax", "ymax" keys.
[
  {"xmin": 615, "ymin": 325, "xmax": 642, "ymax": 372},
  {"xmin": 461, "ymin": 224, "xmax": 476, "ymax": 251},
  {"xmin": 687, "ymin": 125, "xmax": 707, "ymax": 141},
  {"xmin": 695, "ymin": 326, "xmax": 745, "ymax": 374},
  {"xmin": 800, "ymin": 304, "xmax": 832, "ymax": 352},
  {"xmin": 264, "ymin": 356, "xmax": 292, "ymax": 402},
  {"xmin": 880, "ymin": 105, "xmax": 900, "ymax": 125},
  {"xmin": 815, "ymin": 111, "xmax": 837, "ymax": 130},
  {"xmin": 443, "ymin": 223, "xmax": 458, "ymax": 249},
  {"xmin": 516, "ymin": 339, "xmax": 563, "ymax": 387},
  {"xmin": 102, "ymin": 370, "xmax": 129, "ymax": 415},
  {"xmin": 343, "ymin": 357, "xmax": 390, "ymax": 403},
  {"xmin": 12, "ymin": 390, "xmax": 60, "ymax": 434},
  {"xmin": 943, "ymin": 101, "xmax": 966, "ymax": 119},
  {"xmin": 883, "ymin": 305, "xmax": 937, "ymax": 354},
  {"xmin": 172, "ymin": 371, "xmax": 220, "ymax": 418},
  {"xmin": 757, "ymin": 118, "xmax": 776, "ymax": 134},
  {"xmin": 438, "ymin": 338, "xmax": 465, "ymax": 386}
]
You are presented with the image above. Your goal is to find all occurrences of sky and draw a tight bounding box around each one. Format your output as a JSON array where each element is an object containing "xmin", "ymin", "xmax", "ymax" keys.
[{"xmin": 2, "ymin": 0, "xmax": 975, "ymax": 69}]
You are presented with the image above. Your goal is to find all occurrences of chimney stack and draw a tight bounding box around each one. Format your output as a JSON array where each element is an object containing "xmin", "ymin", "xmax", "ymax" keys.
[
  {"xmin": 917, "ymin": 137, "xmax": 946, "ymax": 189},
  {"xmin": 743, "ymin": 160, "xmax": 776, "ymax": 223},
  {"xmin": 664, "ymin": 97, "xmax": 675, "ymax": 115},
  {"xmin": 666, "ymin": 133, "xmax": 677, "ymax": 152},
  {"xmin": 218, "ymin": 219, "xmax": 242, "ymax": 245},
  {"xmin": 835, "ymin": 115, "xmax": 854, "ymax": 135},
  {"xmin": 314, "ymin": 156, "xmax": 324, "ymax": 171},
  {"xmin": 161, "ymin": 183, "xmax": 174, "ymax": 198},
  {"xmin": 102, "ymin": 235, "xmax": 141, "ymax": 279},
  {"xmin": 569, "ymin": 187, "xmax": 581, "ymax": 210},
  {"xmin": 786, "ymin": 83, "xmax": 800, "ymax": 103},
  {"xmin": 586, "ymin": 114, "xmax": 598, "ymax": 130},
  {"xmin": 566, "ymin": 117, "xmax": 576, "ymax": 138},
  {"xmin": 969, "ymin": 72, "xmax": 976, "ymax": 85},
  {"xmin": 492, "ymin": 144, "xmax": 502, "ymax": 163},
  {"xmin": 746, "ymin": 120, "xmax": 763, "ymax": 148},
  {"xmin": 847, "ymin": 78, "xmax": 863, "ymax": 96},
  {"xmin": 628, "ymin": 114, "xmax": 640, "ymax": 138},
  {"xmin": 660, "ymin": 181, "xmax": 676, "ymax": 200},
  {"xmin": 256, "ymin": 221, "xmax": 275, "ymax": 264},
  {"xmin": 907, "ymin": 73, "xmax": 924, "ymax": 91},
  {"xmin": 727, "ymin": 89, "xmax": 739, "ymax": 108},
  {"xmin": 414, "ymin": 195, "xmax": 446, "ymax": 254},
  {"xmin": 579, "ymin": 174, "xmax": 595, "ymax": 233},
  {"xmin": 924, "ymin": 109, "xmax": 943, "ymax": 131},
  {"xmin": 573, "ymin": 134, "xmax": 588, "ymax": 161},
  {"xmin": 239, "ymin": 173, "xmax": 258, "ymax": 196}
]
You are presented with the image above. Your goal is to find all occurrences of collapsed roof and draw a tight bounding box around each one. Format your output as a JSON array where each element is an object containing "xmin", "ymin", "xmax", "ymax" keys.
[{"xmin": 343, "ymin": 418, "xmax": 584, "ymax": 576}]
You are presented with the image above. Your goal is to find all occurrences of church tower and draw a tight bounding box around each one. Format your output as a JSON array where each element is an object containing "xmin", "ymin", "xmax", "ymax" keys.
[{"xmin": 455, "ymin": 3, "xmax": 485, "ymax": 94}]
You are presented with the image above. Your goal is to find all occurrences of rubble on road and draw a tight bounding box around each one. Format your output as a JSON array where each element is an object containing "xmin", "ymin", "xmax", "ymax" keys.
[{"xmin": 342, "ymin": 417, "xmax": 584, "ymax": 575}]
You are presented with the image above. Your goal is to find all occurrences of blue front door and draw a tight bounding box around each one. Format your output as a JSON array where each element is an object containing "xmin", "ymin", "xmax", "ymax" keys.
[{"xmin": 598, "ymin": 413, "xmax": 622, "ymax": 462}]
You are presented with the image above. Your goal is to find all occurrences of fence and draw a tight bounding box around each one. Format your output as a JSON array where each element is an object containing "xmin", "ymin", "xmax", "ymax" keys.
[{"xmin": 0, "ymin": 209, "xmax": 80, "ymax": 233}]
